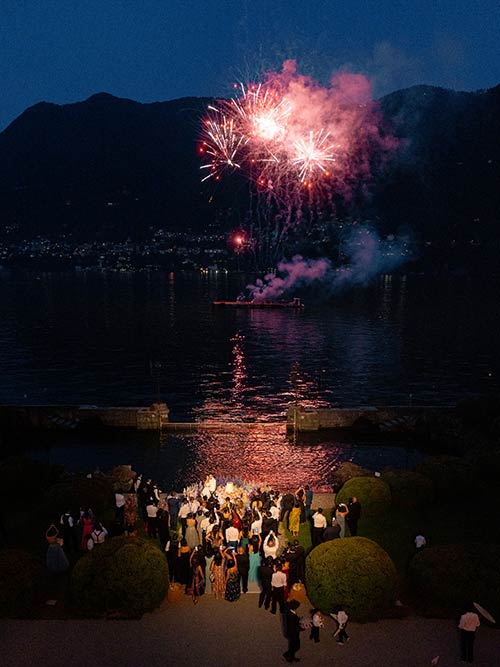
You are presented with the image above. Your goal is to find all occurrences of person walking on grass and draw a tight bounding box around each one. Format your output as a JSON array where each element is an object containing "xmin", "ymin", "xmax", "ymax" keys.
[{"xmin": 312, "ymin": 508, "xmax": 327, "ymax": 547}]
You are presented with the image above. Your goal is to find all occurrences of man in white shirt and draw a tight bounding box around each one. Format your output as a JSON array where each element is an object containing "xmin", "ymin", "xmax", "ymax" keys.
[
  {"xmin": 146, "ymin": 502, "xmax": 158, "ymax": 538},
  {"xmin": 269, "ymin": 502, "xmax": 280, "ymax": 521},
  {"xmin": 271, "ymin": 563, "xmax": 287, "ymax": 614},
  {"xmin": 178, "ymin": 499, "xmax": 190, "ymax": 536},
  {"xmin": 187, "ymin": 497, "xmax": 200, "ymax": 515},
  {"xmin": 200, "ymin": 511, "xmax": 211, "ymax": 539},
  {"xmin": 312, "ymin": 508, "xmax": 327, "ymax": 547},
  {"xmin": 414, "ymin": 533, "xmax": 426, "ymax": 551},
  {"xmin": 225, "ymin": 522, "xmax": 239, "ymax": 550},
  {"xmin": 115, "ymin": 491, "xmax": 126, "ymax": 529},
  {"xmin": 458, "ymin": 608, "xmax": 480, "ymax": 663}
]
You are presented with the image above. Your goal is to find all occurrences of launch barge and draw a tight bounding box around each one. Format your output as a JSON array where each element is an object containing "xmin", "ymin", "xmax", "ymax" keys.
[{"xmin": 212, "ymin": 297, "xmax": 304, "ymax": 309}]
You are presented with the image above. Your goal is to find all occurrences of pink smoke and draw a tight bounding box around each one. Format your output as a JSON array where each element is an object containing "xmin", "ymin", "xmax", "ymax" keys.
[
  {"xmin": 248, "ymin": 255, "xmax": 331, "ymax": 302},
  {"xmin": 246, "ymin": 227, "xmax": 410, "ymax": 302}
]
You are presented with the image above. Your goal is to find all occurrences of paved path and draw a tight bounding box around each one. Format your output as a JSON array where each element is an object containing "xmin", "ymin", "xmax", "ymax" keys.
[{"xmin": 1, "ymin": 594, "xmax": 498, "ymax": 667}]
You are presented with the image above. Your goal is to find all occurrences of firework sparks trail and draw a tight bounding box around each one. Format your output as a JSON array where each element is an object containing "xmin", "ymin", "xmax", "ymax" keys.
[
  {"xmin": 291, "ymin": 129, "xmax": 336, "ymax": 183},
  {"xmin": 199, "ymin": 112, "xmax": 248, "ymax": 182}
]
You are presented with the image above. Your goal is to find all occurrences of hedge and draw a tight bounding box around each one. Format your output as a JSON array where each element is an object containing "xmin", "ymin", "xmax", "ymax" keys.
[
  {"xmin": 306, "ymin": 537, "xmax": 398, "ymax": 621},
  {"xmin": 415, "ymin": 456, "xmax": 475, "ymax": 498},
  {"xmin": 408, "ymin": 543, "xmax": 500, "ymax": 618},
  {"xmin": 335, "ymin": 476, "xmax": 392, "ymax": 518},
  {"xmin": 43, "ymin": 474, "xmax": 114, "ymax": 517},
  {"xmin": 0, "ymin": 549, "xmax": 44, "ymax": 617},
  {"xmin": 381, "ymin": 470, "xmax": 434, "ymax": 511},
  {"xmin": 71, "ymin": 536, "xmax": 168, "ymax": 618},
  {"xmin": 0, "ymin": 457, "xmax": 64, "ymax": 508}
]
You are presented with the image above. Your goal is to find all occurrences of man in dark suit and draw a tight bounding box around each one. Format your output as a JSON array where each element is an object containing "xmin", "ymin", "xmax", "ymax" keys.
[
  {"xmin": 323, "ymin": 518, "xmax": 341, "ymax": 541},
  {"xmin": 258, "ymin": 556, "xmax": 274, "ymax": 609},
  {"xmin": 283, "ymin": 599, "xmax": 302, "ymax": 663},
  {"xmin": 347, "ymin": 497, "xmax": 362, "ymax": 536},
  {"xmin": 261, "ymin": 511, "xmax": 276, "ymax": 541},
  {"xmin": 235, "ymin": 546, "xmax": 250, "ymax": 594},
  {"xmin": 280, "ymin": 491, "xmax": 295, "ymax": 529}
]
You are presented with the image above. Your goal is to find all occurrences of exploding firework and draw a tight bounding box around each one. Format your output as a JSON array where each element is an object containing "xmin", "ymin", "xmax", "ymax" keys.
[
  {"xmin": 199, "ymin": 109, "xmax": 248, "ymax": 182},
  {"xmin": 291, "ymin": 129, "xmax": 336, "ymax": 184},
  {"xmin": 199, "ymin": 61, "xmax": 393, "ymax": 266}
]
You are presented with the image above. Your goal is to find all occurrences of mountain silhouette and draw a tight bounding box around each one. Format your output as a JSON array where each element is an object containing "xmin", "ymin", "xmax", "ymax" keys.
[{"xmin": 0, "ymin": 85, "xmax": 499, "ymax": 254}]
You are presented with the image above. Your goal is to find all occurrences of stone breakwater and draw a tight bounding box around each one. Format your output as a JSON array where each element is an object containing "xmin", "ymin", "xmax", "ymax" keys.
[
  {"xmin": 0, "ymin": 402, "xmax": 461, "ymax": 437},
  {"xmin": 286, "ymin": 404, "xmax": 459, "ymax": 434}
]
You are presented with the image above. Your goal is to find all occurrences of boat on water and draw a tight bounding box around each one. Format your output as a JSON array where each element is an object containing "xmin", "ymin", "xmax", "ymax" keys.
[{"xmin": 212, "ymin": 297, "xmax": 304, "ymax": 309}]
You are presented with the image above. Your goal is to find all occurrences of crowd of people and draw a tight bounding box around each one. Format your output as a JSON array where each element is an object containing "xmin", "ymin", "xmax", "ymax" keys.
[
  {"xmin": 43, "ymin": 470, "xmax": 489, "ymax": 664},
  {"xmin": 127, "ymin": 474, "xmax": 366, "ymax": 610},
  {"xmin": 45, "ymin": 472, "xmax": 365, "ymax": 594}
]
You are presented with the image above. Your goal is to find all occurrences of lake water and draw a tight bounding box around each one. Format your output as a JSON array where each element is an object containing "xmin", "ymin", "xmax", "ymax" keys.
[{"xmin": 0, "ymin": 268, "xmax": 498, "ymax": 488}]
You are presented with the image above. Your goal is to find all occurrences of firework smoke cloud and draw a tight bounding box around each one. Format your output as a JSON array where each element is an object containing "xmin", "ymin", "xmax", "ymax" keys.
[{"xmin": 247, "ymin": 227, "xmax": 409, "ymax": 302}]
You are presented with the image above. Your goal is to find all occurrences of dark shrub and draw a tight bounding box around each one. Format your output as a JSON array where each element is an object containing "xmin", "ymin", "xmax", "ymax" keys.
[
  {"xmin": 472, "ymin": 450, "xmax": 500, "ymax": 483},
  {"xmin": 336, "ymin": 476, "xmax": 391, "ymax": 518},
  {"xmin": 107, "ymin": 465, "xmax": 136, "ymax": 492},
  {"xmin": 457, "ymin": 396, "xmax": 500, "ymax": 433},
  {"xmin": 409, "ymin": 543, "xmax": 500, "ymax": 618},
  {"xmin": 381, "ymin": 470, "xmax": 434, "ymax": 510},
  {"xmin": 43, "ymin": 474, "xmax": 114, "ymax": 516},
  {"xmin": 306, "ymin": 537, "xmax": 397, "ymax": 621},
  {"xmin": 71, "ymin": 536, "xmax": 168, "ymax": 618},
  {"xmin": 0, "ymin": 457, "xmax": 64, "ymax": 508},
  {"xmin": 333, "ymin": 462, "xmax": 371, "ymax": 490},
  {"xmin": 415, "ymin": 456, "xmax": 475, "ymax": 498},
  {"xmin": 0, "ymin": 549, "xmax": 44, "ymax": 617}
]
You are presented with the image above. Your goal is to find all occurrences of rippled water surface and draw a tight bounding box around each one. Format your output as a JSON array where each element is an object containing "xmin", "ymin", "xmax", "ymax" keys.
[{"xmin": 1, "ymin": 269, "xmax": 498, "ymax": 485}]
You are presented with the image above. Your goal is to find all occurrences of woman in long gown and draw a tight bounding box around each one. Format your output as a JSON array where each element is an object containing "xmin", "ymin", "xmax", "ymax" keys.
[
  {"xmin": 289, "ymin": 503, "xmax": 302, "ymax": 537},
  {"xmin": 248, "ymin": 534, "xmax": 261, "ymax": 584},
  {"xmin": 335, "ymin": 502, "xmax": 349, "ymax": 538},
  {"xmin": 185, "ymin": 513, "xmax": 200, "ymax": 550},
  {"xmin": 224, "ymin": 554, "xmax": 240, "ymax": 602},
  {"xmin": 176, "ymin": 538, "xmax": 191, "ymax": 588},
  {"xmin": 79, "ymin": 512, "xmax": 94, "ymax": 551},
  {"xmin": 45, "ymin": 524, "xmax": 69, "ymax": 573},
  {"xmin": 210, "ymin": 551, "xmax": 226, "ymax": 599},
  {"xmin": 189, "ymin": 548, "xmax": 205, "ymax": 604}
]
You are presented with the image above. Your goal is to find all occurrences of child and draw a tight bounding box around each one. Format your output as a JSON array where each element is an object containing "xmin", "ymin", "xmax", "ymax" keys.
[
  {"xmin": 331, "ymin": 607, "xmax": 349, "ymax": 644},
  {"xmin": 309, "ymin": 608, "xmax": 324, "ymax": 643}
]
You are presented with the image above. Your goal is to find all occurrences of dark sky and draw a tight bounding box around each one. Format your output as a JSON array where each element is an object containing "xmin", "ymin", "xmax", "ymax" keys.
[{"xmin": 1, "ymin": 0, "xmax": 500, "ymax": 131}]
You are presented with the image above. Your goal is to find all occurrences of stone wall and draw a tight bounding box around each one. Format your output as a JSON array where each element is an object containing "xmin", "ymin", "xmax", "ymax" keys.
[
  {"xmin": 286, "ymin": 405, "xmax": 457, "ymax": 433},
  {"xmin": 0, "ymin": 403, "xmax": 170, "ymax": 431}
]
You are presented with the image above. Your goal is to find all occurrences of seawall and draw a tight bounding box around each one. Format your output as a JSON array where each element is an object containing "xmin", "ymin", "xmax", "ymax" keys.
[
  {"xmin": 286, "ymin": 404, "xmax": 459, "ymax": 434},
  {"xmin": 0, "ymin": 402, "xmax": 461, "ymax": 436},
  {"xmin": 0, "ymin": 403, "xmax": 170, "ymax": 431}
]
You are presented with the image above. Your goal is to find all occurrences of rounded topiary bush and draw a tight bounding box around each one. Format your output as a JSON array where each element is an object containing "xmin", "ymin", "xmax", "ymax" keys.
[
  {"xmin": 335, "ymin": 476, "xmax": 391, "ymax": 518},
  {"xmin": 71, "ymin": 536, "xmax": 168, "ymax": 618},
  {"xmin": 0, "ymin": 549, "xmax": 44, "ymax": 617},
  {"xmin": 409, "ymin": 543, "xmax": 500, "ymax": 618},
  {"xmin": 333, "ymin": 462, "xmax": 371, "ymax": 490},
  {"xmin": 306, "ymin": 537, "xmax": 397, "ymax": 621},
  {"xmin": 381, "ymin": 470, "xmax": 434, "ymax": 511},
  {"xmin": 43, "ymin": 474, "xmax": 114, "ymax": 516},
  {"xmin": 415, "ymin": 456, "xmax": 475, "ymax": 498}
]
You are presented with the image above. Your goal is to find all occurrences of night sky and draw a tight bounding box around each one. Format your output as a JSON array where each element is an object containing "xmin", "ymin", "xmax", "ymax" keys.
[{"xmin": 1, "ymin": 0, "xmax": 500, "ymax": 131}]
